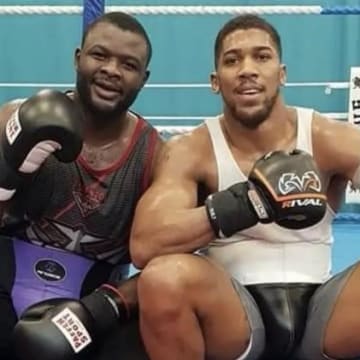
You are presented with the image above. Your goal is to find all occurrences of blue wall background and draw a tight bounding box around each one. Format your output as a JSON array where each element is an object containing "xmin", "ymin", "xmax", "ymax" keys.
[
  {"xmin": 1, "ymin": 0, "xmax": 360, "ymax": 273},
  {"xmin": 1, "ymin": 0, "xmax": 359, "ymax": 123}
]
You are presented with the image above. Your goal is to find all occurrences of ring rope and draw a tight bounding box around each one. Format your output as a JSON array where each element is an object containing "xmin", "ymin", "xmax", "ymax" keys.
[
  {"xmin": 154, "ymin": 113, "xmax": 347, "ymax": 134},
  {"xmin": 0, "ymin": 82, "xmax": 350, "ymax": 92},
  {"xmin": 0, "ymin": 5, "xmax": 360, "ymax": 16},
  {"xmin": 3, "ymin": 2, "xmax": 358, "ymax": 222},
  {"xmin": 149, "ymin": 113, "xmax": 347, "ymax": 122}
]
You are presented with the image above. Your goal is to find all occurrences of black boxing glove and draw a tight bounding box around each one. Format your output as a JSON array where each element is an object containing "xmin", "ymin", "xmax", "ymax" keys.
[
  {"xmin": 205, "ymin": 150, "xmax": 327, "ymax": 237},
  {"xmin": 13, "ymin": 284, "xmax": 132, "ymax": 360},
  {"xmin": 0, "ymin": 89, "xmax": 83, "ymax": 201}
]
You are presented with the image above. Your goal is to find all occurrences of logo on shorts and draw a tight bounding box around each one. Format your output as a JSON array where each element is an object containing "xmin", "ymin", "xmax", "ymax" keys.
[
  {"xmin": 34, "ymin": 259, "xmax": 66, "ymax": 282},
  {"xmin": 278, "ymin": 171, "xmax": 322, "ymax": 195}
]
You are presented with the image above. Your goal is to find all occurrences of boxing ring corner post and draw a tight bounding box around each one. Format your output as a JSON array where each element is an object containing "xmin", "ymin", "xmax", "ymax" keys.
[{"xmin": 82, "ymin": 0, "xmax": 105, "ymax": 33}]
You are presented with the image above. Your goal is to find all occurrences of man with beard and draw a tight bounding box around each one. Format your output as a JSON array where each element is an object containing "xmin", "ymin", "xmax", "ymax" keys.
[
  {"xmin": 0, "ymin": 11, "xmax": 161, "ymax": 360},
  {"xmin": 128, "ymin": 14, "xmax": 360, "ymax": 360}
]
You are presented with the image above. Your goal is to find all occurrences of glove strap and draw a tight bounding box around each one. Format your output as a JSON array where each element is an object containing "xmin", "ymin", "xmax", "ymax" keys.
[
  {"xmin": 205, "ymin": 182, "xmax": 259, "ymax": 238},
  {"xmin": 247, "ymin": 182, "xmax": 272, "ymax": 222},
  {"xmin": 204, "ymin": 197, "xmax": 221, "ymax": 237},
  {"xmin": 99, "ymin": 284, "xmax": 131, "ymax": 321},
  {"xmin": 81, "ymin": 291, "xmax": 120, "ymax": 335}
]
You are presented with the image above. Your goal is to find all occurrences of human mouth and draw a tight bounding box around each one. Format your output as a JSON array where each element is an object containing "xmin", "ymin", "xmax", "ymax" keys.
[
  {"xmin": 235, "ymin": 85, "xmax": 263, "ymax": 100},
  {"xmin": 92, "ymin": 81, "xmax": 122, "ymax": 100}
]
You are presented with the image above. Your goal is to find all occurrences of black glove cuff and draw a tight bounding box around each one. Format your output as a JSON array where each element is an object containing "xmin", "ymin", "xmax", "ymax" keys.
[
  {"xmin": 81, "ymin": 291, "xmax": 119, "ymax": 336},
  {"xmin": 205, "ymin": 182, "xmax": 259, "ymax": 238},
  {"xmin": 246, "ymin": 181, "xmax": 273, "ymax": 223},
  {"xmin": 205, "ymin": 197, "xmax": 221, "ymax": 237},
  {"xmin": 98, "ymin": 284, "xmax": 132, "ymax": 321}
]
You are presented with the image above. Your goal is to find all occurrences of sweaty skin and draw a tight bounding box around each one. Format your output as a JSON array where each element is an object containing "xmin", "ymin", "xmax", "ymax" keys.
[
  {"xmin": 130, "ymin": 29, "xmax": 354, "ymax": 267},
  {"xmin": 130, "ymin": 26, "xmax": 360, "ymax": 360},
  {"xmin": 0, "ymin": 17, "xmax": 162, "ymax": 359},
  {"xmin": 0, "ymin": 21, "xmax": 162, "ymax": 215}
]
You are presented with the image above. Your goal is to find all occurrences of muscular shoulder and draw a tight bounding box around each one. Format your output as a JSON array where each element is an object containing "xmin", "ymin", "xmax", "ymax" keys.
[
  {"xmin": 154, "ymin": 124, "xmax": 211, "ymax": 181},
  {"xmin": 163, "ymin": 124, "xmax": 210, "ymax": 161},
  {"xmin": 312, "ymin": 111, "xmax": 354, "ymax": 136},
  {"xmin": 168, "ymin": 124, "xmax": 209, "ymax": 150},
  {"xmin": 312, "ymin": 111, "xmax": 359, "ymax": 150},
  {"xmin": 312, "ymin": 111, "xmax": 360, "ymax": 174}
]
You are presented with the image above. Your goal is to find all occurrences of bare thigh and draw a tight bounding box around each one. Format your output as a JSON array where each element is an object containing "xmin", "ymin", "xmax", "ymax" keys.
[
  {"xmin": 138, "ymin": 253, "xmax": 265, "ymax": 360},
  {"xmin": 296, "ymin": 262, "xmax": 360, "ymax": 360},
  {"xmin": 323, "ymin": 262, "xmax": 360, "ymax": 359}
]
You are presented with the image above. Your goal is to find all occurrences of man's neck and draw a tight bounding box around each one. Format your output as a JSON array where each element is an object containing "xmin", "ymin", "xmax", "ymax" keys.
[
  {"xmin": 72, "ymin": 93, "xmax": 131, "ymax": 146},
  {"xmin": 83, "ymin": 110, "xmax": 131, "ymax": 146},
  {"xmin": 79, "ymin": 110, "xmax": 138, "ymax": 170},
  {"xmin": 222, "ymin": 98, "xmax": 296, "ymax": 155}
]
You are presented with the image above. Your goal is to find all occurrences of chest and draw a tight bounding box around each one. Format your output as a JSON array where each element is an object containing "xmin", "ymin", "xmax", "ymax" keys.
[
  {"xmin": 80, "ymin": 138, "xmax": 131, "ymax": 171},
  {"xmin": 202, "ymin": 139, "xmax": 298, "ymax": 193}
]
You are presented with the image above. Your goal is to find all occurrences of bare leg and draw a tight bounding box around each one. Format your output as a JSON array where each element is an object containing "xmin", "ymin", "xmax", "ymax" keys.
[
  {"xmin": 138, "ymin": 254, "xmax": 252, "ymax": 360},
  {"xmin": 323, "ymin": 263, "xmax": 360, "ymax": 358}
]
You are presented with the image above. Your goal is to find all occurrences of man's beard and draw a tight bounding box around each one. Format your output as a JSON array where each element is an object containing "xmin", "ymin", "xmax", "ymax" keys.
[
  {"xmin": 75, "ymin": 72, "xmax": 140, "ymax": 125},
  {"xmin": 227, "ymin": 88, "xmax": 280, "ymax": 129}
]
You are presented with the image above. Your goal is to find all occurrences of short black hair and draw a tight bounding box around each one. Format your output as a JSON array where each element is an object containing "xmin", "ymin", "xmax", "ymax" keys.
[
  {"xmin": 82, "ymin": 11, "xmax": 152, "ymax": 66},
  {"xmin": 214, "ymin": 14, "xmax": 282, "ymax": 68}
]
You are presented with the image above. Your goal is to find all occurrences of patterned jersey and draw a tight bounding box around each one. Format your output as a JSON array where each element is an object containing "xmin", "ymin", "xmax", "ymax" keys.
[{"xmin": 4, "ymin": 113, "xmax": 159, "ymax": 265}]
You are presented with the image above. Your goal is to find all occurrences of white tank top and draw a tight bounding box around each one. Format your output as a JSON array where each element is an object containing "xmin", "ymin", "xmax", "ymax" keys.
[{"xmin": 203, "ymin": 107, "xmax": 335, "ymax": 285}]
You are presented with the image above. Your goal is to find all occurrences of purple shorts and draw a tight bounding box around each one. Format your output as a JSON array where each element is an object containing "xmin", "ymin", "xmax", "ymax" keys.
[{"xmin": 8, "ymin": 238, "xmax": 115, "ymax": 316}]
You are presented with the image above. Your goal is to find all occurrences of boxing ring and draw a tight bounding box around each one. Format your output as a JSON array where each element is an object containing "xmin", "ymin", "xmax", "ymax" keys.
[
  {"xmin": 0, "ymin": 1, "xmax": 360, "ymax": 273},
  {"xmin": 1, "ymin": 2, "xmax": 360, "ymax": 359}
]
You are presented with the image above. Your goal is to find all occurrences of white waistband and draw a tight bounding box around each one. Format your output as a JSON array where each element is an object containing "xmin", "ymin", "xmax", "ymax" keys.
[{"xmin": 202, "ymin": 240, "xmax": 332, "ymax": 285}]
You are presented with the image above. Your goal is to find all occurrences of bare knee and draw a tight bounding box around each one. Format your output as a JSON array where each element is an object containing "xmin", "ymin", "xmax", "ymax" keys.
[
  {"xmin": 138, "ymin": 254, "xmax": 212, "ymax": 316},
  {"xmin": 139, "ymin": 254, "xmax": 206, "ymax": 300},
  {"xmin": 138, "ymin": 254, "xmax": 251, "ymax": 358}
]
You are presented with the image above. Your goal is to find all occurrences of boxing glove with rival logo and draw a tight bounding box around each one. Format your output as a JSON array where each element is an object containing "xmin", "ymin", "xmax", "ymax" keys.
[{"xmin": 205, "ymin": 150, "xmax": 327, "ymax": 237}]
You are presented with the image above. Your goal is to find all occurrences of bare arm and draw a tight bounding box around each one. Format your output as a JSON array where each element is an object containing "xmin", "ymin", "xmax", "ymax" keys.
[
  {"xmin": 148, "ymin": 133, "xmax": 165, "ymax": 183},
  {"xmin": 130, "ymin": 133, "xmax": 215, "ymax": 269},
  {"xmin": 313, "ymin": 112, "xmax": 360, "ymax": 181}
]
